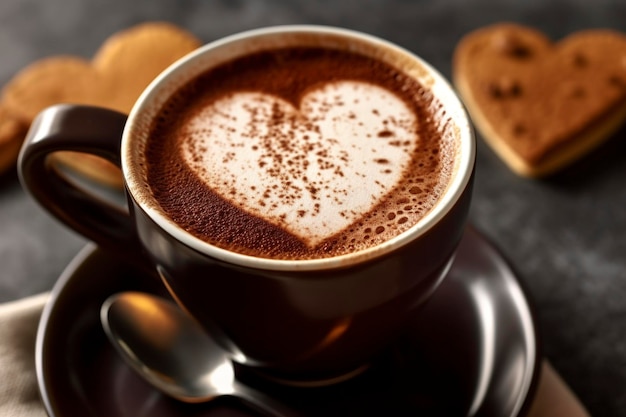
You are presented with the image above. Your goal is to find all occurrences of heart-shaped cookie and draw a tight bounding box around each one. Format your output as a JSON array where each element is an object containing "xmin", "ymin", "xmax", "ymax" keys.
[
  {"xmin": 453, "ymin": 23, "xmax": 626, "ymax": 177},
  {"xmin": 182, "ymin": 81, "xmax": 418, "ymax": 246},
  {"xmin": 0, "ymin": 22, "xmax": 201, "ymax": 183}
]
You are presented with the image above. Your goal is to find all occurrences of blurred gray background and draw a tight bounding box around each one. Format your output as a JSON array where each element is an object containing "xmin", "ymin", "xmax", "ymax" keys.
[{"xmin": 1, "ymin": 0, "xmax": 626, "ymax": 415}]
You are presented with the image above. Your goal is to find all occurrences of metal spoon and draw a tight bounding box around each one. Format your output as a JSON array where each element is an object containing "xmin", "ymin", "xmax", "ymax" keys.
[{"xmin": 100, "ymin": 291, "xmax": 295, "ymax": 416}]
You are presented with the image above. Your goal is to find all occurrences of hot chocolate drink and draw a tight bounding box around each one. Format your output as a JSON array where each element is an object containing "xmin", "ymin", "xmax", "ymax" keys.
[{"xmin": 144, "ymin": 46, "xmax": 455, "ymax": 260}]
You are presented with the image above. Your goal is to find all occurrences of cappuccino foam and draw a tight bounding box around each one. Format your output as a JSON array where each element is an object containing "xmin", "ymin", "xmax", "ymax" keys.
[{"xmin": 145, "ymin": 47, "xmax": 454, "ymax": 260}]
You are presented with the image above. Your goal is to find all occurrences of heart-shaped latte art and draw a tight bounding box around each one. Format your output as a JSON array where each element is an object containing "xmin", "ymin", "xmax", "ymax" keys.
[
  {"xmin": 181, "ymin": 81, "xmax": 419, "ymax": 247},
  {"xmin": 453, "ymin": 23, "xmax": 626, "ymax": 177}
]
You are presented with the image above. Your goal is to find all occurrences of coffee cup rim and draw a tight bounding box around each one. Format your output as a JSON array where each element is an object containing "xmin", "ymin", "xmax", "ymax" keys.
[{"xmin": 122, "ymin": 24, "xmax": 475, "ymax": 272}]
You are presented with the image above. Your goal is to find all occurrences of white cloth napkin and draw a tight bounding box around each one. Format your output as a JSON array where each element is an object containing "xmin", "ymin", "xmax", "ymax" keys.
[
  {"xmin": 0, "ymin": 293, "xmax": 48, "ymax": 417},
  {"xmin": 0, "ymin": 293, "xmax": 591, "ymax": 417}
]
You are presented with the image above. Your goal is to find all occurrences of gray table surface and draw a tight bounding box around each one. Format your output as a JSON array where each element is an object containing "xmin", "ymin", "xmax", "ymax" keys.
[{"xmin": 1, "ymin": 0, "xmax": 625, "ymax": 415}]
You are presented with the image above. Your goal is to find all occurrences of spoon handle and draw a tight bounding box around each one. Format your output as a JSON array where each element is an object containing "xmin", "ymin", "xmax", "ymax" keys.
[{"xmin": 233, "ymin": 381, "xmax": 299, "ymax": 417}]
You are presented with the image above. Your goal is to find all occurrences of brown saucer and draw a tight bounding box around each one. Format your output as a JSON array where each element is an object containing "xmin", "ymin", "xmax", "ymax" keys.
[{"xmin": 35, "ymin": 226, "xmax": 540, "ymax": 416}]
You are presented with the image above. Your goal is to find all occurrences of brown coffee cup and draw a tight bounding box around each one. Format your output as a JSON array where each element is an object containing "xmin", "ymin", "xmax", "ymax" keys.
[{"xmin": 19, "ymin": 25, "xmax": 475, "ymax": 384}]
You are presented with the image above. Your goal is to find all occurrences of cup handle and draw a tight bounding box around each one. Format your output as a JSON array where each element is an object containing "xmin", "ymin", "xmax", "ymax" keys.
[{"xmin": 18, "ymin": 104, "xmax": 142, "ymax": 259}]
